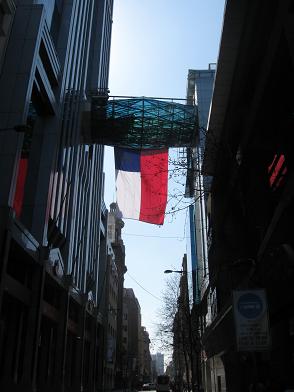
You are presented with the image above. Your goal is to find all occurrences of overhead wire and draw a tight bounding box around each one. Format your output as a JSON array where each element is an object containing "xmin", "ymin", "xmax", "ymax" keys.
[
  {"xmin": 126, "ymin": 271, "xmax": 162, "ymax": 301},
  {"xmin": 122, "ymin": 232, "xmax": 189, "ymax": 240}
]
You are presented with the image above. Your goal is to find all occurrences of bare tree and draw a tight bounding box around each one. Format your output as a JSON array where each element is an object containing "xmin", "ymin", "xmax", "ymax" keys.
[
  {"xmin": 164, "ymin": 125, "xmax": 230, "ymax": 217},
  {"xmin": 154, "ymin": 272, "xmax": 197, "ymax": 392},
  {"xmin": 155, "ymin": 274, "xmax": 180, "ymax": 352}
]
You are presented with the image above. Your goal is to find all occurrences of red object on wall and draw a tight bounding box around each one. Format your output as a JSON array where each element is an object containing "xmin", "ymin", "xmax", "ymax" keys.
[
  {"xmin": 13, "ymin": 158, "xmax": 28, "ymax": 218},
  {"xmin": 268, "ymin": 154, "xmax": 287, "ymax": 189}
]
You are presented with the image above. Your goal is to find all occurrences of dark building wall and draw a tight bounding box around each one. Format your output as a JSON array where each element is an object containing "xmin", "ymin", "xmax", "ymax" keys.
[
  {"xmin": 0, "ymin": 1, "xmax": 114, "ymax": 391},
  {"xmin": 124, "ymin": 288, "xmax": 141, "ymax": 387},
  {"xmin": 108, "ymin": 202, "xmax": 127, "ymax": 389},
  {"xmin": 102, "ymin": 249, "xmax": 118, "ymax": 391},
  {"xmin": 99, "ymin": 203, "xmax": 127, "ymax": 390},
  {"xmin": 186, "ymin": 66, "xmax": 215, "ymax": 306},
  {"xmin": 141, "ymin": 326, "xmax": 151, "ymax": 382},
  {"xmin": 203, "ymin": 1, "xmax": 294, "ymax": 391}
]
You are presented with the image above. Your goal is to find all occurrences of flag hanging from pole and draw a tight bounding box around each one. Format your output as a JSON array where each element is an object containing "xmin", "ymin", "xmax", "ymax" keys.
[{"xmin": 114, "ymin": 147, "xmax": 168, "ymax": 225}]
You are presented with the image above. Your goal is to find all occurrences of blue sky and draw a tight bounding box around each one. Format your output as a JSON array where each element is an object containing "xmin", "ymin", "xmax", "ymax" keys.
[{"xmin": 104, "ymin": 0, "xmax": 225, "ymax": 354}]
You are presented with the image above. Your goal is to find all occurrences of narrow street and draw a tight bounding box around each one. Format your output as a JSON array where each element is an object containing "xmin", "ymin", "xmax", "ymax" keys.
[{"xmin": 0, "ymin": 1, "xmax": 294, "ymax": 392}]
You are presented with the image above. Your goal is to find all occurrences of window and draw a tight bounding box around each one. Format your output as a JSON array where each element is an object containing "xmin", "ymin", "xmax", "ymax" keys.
[
  {"xmin": 0, "ymin": 5, "xmax": 5, "ymax": 30},
  {"xmin": 0, "ymin": 0, "xmax": 15, "ymax": 70},
  {"xmin": 50, "ymin": 2, "xmax": 62, "ymax": 45}
]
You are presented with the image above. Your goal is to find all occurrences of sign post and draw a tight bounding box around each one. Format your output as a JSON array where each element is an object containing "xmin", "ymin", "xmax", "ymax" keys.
[{"xmin": 233, "ymin": 289, "xmax": 270, "ymax": 351}]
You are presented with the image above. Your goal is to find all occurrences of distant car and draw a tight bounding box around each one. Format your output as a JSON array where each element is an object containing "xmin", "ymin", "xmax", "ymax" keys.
[{"xmin": 142, "ymin": 382, "xmax": 156, "ymax": 390}]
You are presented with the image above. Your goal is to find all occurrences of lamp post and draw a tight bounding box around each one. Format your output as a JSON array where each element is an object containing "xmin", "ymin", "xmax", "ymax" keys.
[
  {"xmin": 164, "ymin": 258, "xmax": 198, "ymax": 392},
  {"xmin": 164, "ymin": 270, "xmax": 184, "ymax": 274}
]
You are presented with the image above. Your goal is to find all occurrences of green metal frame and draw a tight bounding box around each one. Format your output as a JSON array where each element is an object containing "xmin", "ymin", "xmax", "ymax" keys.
[{"xmin": 91, "ymin": 96, "xmax": 198, "ymax": 149}]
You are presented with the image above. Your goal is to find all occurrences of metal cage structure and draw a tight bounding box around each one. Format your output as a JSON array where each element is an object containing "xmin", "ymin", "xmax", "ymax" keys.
[{"xmin": 84, "ymin": 95, "xmax": 198, "ymax": 149}]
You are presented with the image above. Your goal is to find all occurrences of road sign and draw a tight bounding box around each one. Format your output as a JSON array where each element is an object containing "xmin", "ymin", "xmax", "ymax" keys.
[{"xmin": 233, "ymin": 289, "xmax": 270, "ymax": 351}]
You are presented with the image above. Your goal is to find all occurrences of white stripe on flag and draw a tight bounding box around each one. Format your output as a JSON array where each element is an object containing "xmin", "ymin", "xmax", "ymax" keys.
[{"xmin": 116, "ymin": 170, "xmax": 141, "ymax": 220}]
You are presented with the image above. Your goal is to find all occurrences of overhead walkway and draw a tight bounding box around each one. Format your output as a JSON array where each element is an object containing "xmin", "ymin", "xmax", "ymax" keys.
[{"xmin": 82, "ymin": 93, "xmax": 198, "ymax": 149}]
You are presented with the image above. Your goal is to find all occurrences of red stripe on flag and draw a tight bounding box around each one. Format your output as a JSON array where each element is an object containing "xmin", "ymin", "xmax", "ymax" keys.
[{"xmin": 139, "ymin": 149, "xmax": 168, "ymax": 225}]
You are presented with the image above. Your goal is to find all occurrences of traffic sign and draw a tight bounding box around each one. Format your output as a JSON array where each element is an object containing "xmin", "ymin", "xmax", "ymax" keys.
[
  {"xmin": 237, "ymin": 292, "xmax": 263, "ymax": 319},
  {"xmin": 233, "ymin": 289, "xmax": 270, "ymax": 351}
]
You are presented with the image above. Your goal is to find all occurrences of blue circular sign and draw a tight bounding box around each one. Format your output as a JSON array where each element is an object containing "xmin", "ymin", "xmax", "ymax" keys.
[{"xmin": 237, "ymin": 293, "xmax": 263, "ymax": 319}]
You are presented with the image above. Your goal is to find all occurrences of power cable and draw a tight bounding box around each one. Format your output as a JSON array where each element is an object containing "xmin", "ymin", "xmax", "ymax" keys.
[
  {"xmin": 122, "ymin": 233, "xmax": 189, "ymax": 240},
  {"xmin": 126, "ymin": 271, "xmax": 162, "ymax": 301}
]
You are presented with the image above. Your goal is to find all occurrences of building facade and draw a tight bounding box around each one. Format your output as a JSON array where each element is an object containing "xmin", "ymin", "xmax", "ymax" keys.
[
  {"xmin": 107, "ymin": 202, "xmax": 127, "ymax": 389},
  {"xmin": 186, "ymin": 65, "xmax": 215, "ymax": 304},
  {"xmin": 140, "ymin": 326, "xmax": 152, "ymax": 383},
  {"xmin": 152, "ymin": 352, "xmax": 165, "ymax": 376},
  {"xmin": 186, "ymin": 66, "xmax": 217, "ymax": 389},
  {"xmin": 122, "ymin": 298, "xmax": 129, "ymax": 385},
  {"xmin": 202, "ymin": 1, "xmax": 294, "ymax": 391},
  {"xmin": 101, "ymin": 245, "xmax": 118, "ymax": 391},
  {"xmin": 123, "ymin": 288, "xmax": 142, "ymax": 389},
  {"xmin": 0, "ymin": 1, "xmax": 113, "ymax": 391}
]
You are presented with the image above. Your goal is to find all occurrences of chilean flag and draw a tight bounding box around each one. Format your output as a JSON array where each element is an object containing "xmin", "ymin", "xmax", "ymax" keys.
[{"xmin": 114, "ymin": 148, "xmax": 168, "ymax": 225}]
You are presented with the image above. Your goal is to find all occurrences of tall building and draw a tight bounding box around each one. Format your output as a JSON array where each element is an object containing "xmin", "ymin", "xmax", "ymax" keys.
[
  {"xmin": 122, "ymin": 297, "xmax": 129, "ymax": 385},
  {"xmin": 185, "ymin": 65, "xmax": 216, "ymax": 389},
  {"xmin": 107, "ymin": 202, "xmax": 127, "ymax": 389},
  {"xmin": 152, "ymin": 352, "xmax": 165, "ymax": 376},
  {"xmin": 123, "ymin": 288, "xmax": 142, "ymax": 389},
  {"xmin": 0, "ymin": 1, "xmax": 113, "ymax": 391},
  {"xmin": 140, "ymin": 326, "xmax": 152, "ymax": 383},
  {"xmin": 151, "ymin": 357, "xmax": 158, "ymax": 382},
  {"xmin": 186, "ymin": 65, "xmax": 216, "ymax": 303},
  {"xmin": 203, "ymin": 1, "xmax": 294, "ymax": 391},
  {"xmin": 101, "ymin": 245, "xmax": 118, "ymax": 391}
]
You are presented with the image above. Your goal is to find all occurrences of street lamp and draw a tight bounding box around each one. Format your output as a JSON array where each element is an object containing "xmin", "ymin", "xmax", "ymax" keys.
[
  {"xmin": 164, "ymin": 263, "xmax": 199, "ymax": 392},
  {"xmin": 164, "ymin": 270, "xmax": 184, "ymax": 274}
]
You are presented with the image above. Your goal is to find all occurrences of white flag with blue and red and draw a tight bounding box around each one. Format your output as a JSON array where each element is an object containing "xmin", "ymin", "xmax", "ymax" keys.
[{"xmin": 114, "ymin": 148, "xmax": 168, "ymax": 225}]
